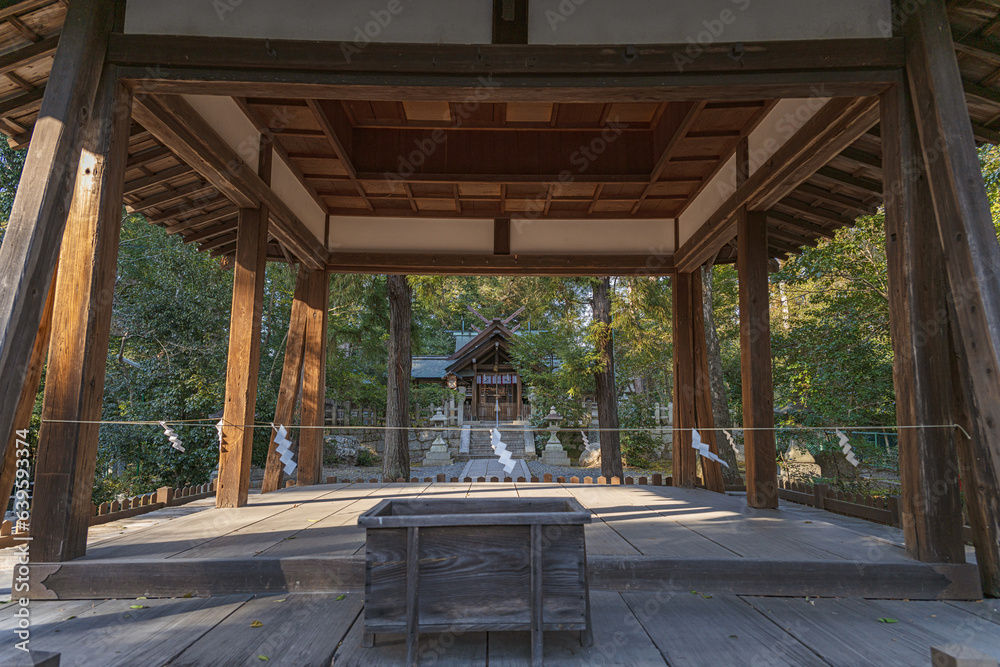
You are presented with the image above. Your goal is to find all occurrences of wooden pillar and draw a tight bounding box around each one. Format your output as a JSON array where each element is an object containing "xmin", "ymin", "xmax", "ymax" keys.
[
  {"xmin": 297, "ymin": 270, "xmax": 329, "ymax": 486},
  {"xmin": 472, "ymin": 361, "xmax": 479, "ymax": 420},
  {"xmin": 516, "ymin": 373, "xmax": 522, "ymax": 419},
  {"xmin": 691, "ymin": 270, "xmax": 725, "ymax": 493},
  {"xmin": 216, "ymin": 207, "xmax": 268, "ymax": 508},
  {"xmin": 881, "ymin": 84, "xmax": 966, "ymax": 564},
  {"xmin": 261, "ymin": 269, "xmax": 310, "ymax": 494},
  {"xmin": 31, "ymin": 70, "xmax": 132, "ymax": 563},
  {"xmin": 0, "ymin": 261, "xmax": 57, "ymax": 514},
  {"xmin": 0, "ymin": 0, "xmax": 117, "ymax": 473},
  {"xmin": 903, "ymin": 0, "xmax": 1000, "ymax": 591},
  {"xmin": 738, "ymin": 210, "xmax": 778, "ymax": 509},
  {"xmin": 673, "ymin": 271, "xmax": 725, "ymax": 492},
  {"xmin": 672, "ymin": 272, "xmax": 697, "ymax": 488}
]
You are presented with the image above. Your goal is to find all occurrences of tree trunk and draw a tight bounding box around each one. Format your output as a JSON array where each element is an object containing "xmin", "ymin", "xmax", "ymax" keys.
[
  {"xmin": 384, "ymin": 275, "xmax": 412, "ymax": 481},
  {"xmin": 701, "ymin": 265, "xmax": 741, "ymax": 482},
  {"xmin": 593, "ymin": 277, "xmax": 624, "ymax": 480}
]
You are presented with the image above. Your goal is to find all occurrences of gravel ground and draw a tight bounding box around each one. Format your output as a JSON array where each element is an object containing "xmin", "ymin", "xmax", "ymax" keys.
[{"xmin": 320, "ymin": 460, "xmax": 668, "ymax": 482}]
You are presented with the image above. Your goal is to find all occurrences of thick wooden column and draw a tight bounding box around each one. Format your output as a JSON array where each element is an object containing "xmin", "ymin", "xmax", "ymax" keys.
[
  {"xmin": 31, "ymin": 71, "xmax": 132, "ymax": 563},
  {"xmin": 905, "ymin": 0, "xmax": 1000, "ymax": 592},
  {"xmin": 261, "ymin": 269, "xmax": 310, "ymax": 494},
  {"xmin": 672, "ymin": 272, "xmax": 697, "ymax": 488},
  {"xmin": 0, "ymin": 0, "xmax": 117, "ymax": 472},
  {"xmin": 738, "ymin": 210, "xmax": 778, "ymax": 509},
  {"xmin": 881, "ymin": 84, "xmax": 966, "ymax": 565},
  {"xmin": 216, "ymin": 207, "xmax": 268, "ymax": 508},
  {"xmin": 0, "ymin": 262, "xmax": 57, "ymax": 513},
  {"xmin": 673, "ymin": 271, "xmax": 725, "ymax": 492},
  {"xmin": 297, "ymin": 270, "xmax": 329, "ymax": 486},
  {"xmin": 691, "ymin": 270, "xmax": 725, "ymax": 493}
]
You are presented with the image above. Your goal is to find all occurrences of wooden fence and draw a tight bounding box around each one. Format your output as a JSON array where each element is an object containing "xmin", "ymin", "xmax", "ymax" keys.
[{"xmin": 0, "ymin": 481, "xmax": 216, "ymax": 549}]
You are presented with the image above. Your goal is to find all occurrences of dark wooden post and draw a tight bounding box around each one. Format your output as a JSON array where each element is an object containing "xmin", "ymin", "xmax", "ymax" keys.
[
  {"xmin": 592, "ymin": 277, "xmax": 623, "ymax": 481},
  {"xmin": 297, "ymin": 270, "xmax": 329, "ymax": 486},
  {"xmin": 0, "ymin": 261, "xmax": 56, "ymax": 514},
  {"xmin": 672, "ymin": 272, "xmax": 697, "ymax": 488},
  {"xmin": 261, "ymin": 269, "xmax": 310, "ymax": 494},
  {"xmin": 31, "ymin": 71, "xmax": 132, "ymax": 563},
  {"xmin": 738, "ymin": 210, "xmax": 778, "ymax": 509},
  {"xmin": 383, "ymin": 275, "xmax": 412, "ymax": 481},
  {"xmin": 904, "ymin": 0, "xmax": 1000, "ymax": 593},
  {"xmin": 217, "ymin": 207, "xmax": 268, "ymax": 508},
  {"xmin": 0, "ymin": 0, "xmax": 118, "ymax": 475},
  {"xmin": 881, "ymin": 84, "xmax": 966, "ymax": 565}
]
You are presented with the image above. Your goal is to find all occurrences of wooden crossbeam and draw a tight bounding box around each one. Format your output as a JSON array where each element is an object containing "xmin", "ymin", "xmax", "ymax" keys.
[
  {"xmin": 163, "ymin": 205, "xmax": 238, "ymax": 233},
  {"xmin": 123, "ymin": 164, "xmax": 193, "ymax": 195},
  {"xmin": 180, "ymin": 219, "xmax": 238, "ymax": 244},
  {"xmin": 132, "ymin": 94, "xmax": 326, "ymax": 269},
  {"xmin": 0, "ymin": 34, "xmax": 58, "ymax": 78},
  {"xmin": 764, "ymin": 210, "xmax": 838, "ymax": 239},
  {"xmin": 328, "ymin": 252, "xmax": 675, "ymax": 276},
  {"xmin": 773, "ymin": 197, "xmax": 859, "ymax": 228}
]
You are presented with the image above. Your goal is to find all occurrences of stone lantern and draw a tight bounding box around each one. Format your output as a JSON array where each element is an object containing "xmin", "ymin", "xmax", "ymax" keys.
[
  {"xmin": 422, "ymin": 408, "xmax": 453, "ymax": 466},
  {"xmin": 540, "ymin": 406, "xmax": 571, "ymax": 466}
]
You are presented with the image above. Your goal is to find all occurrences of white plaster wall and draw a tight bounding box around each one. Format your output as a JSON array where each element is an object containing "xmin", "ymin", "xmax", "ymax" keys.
[
  {"xmin": 125, "ymin": 0, "xmax": 493, "ymax": 43},
  {"xmin": 530, "ymin": 0, "xmax": 892, "ymax": 44},
  {"xmin": 328, "ymin": 217, "xmax": 495, "ymax": 253},
  {"xmin": 510, "ymin": 218, "xmax": 673, "ymax": 255},
  {"xmin": 182, "ymin": 94, "xmax": 327, "ymax": 245},
  {"xmin": 678, "ymin": 96, "xmax": 830, "ymax": 247}
]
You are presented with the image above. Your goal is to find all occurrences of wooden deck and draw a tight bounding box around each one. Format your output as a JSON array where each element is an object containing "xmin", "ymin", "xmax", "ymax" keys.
[
  {"xmin": 24, "ymin": 482, "xmax": 981, "ymax": 601},
  {"xmin": 4, "ymin": 483, "xmax": 995, "ymax": 665}
]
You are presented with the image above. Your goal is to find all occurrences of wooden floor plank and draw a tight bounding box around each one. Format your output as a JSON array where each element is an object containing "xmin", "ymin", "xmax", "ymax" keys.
[
  {"xmin": 257, "ymin": 484, "xmax": 427, "ymax": 559},
  {"xmin": 0, "ymin": 599, "xmax": 108, "ymax": 630},
  {"xmin": 464, "ymin": 482, "xmax": 521, "ymax": 499},
  {"xmin": 868, "ymin": 599, "xmax": 1000, "ymax": 660},
  {"xmin": 0, "ymin": 596, "xmax": 251, "ymax": 667},
  {"xmin": 945, "ymin": 599, "xmax": 1000, "ymax": 626},
  {"xmin": 515, "ymin": 484, "xmax": 641, "ymax": 556},
  {"xmin": 486, "ymin": 591, "xmax": 666, "ymax": 666},
  {"xmin": 624, "ymin": 592, "xmax": 829, "ymax": 666},
  {"xmin": 333, "ymin": 611, "xmax": 488, "ymax": 666},
  {"xmin": 742, "ymin": 596, "xmax": 960, "ymax": 667},
  {"xmin": 564, "ymin": 486, "xmax": 739, "ymax": 558},
  {"xmin": 174, "ymin": 484, "xmax": 356, "ymax": 559},
  {"xmin": 81, "ymin": 486, "xmax": 341, "ymax": 560},
  {"xmin": 172, "ymin": 593, "xmax": 362, "ymax": 667}
]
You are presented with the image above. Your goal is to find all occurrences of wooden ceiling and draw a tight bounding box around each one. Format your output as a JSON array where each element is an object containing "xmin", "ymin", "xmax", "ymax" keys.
[
  {"xmin": 239, "ymin": 97, "xmax": 773, "ymax": 220},
  {"xmin": 1, "ymin": 0, "xmax": 999, "ymax": 268}
]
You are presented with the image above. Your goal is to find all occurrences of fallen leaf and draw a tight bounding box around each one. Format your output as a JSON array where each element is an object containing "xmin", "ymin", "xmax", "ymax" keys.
[
  {"xmin": 250, "ymin": 620, "xmax": 264, "ymax": 628},
  {"xmin": 690, "ymin": 590, "xmax": 699, "ymax": 595},
  {"xmin": 877, "ymin": 618, "xmax": 898, "ymax": 624},
  {"xmin": 274, "ymin": 599, "xmax": 286, "ymax": 603},
  {"xmin": 129, "ymin": 605, "xmax": 146, "ymax": 610},
  {"xmin": 701, "ymin": 594, "xmax": 713, "ymax": 599},
  {"xmin": 66, "ymin": 616, "xmax": 76, "ymax": 620},
  {"xmin": 181, "ymin": 593, "xmax": 194, "ymax": 599},
  {"xmin": 336, "ymin": 594, "xmax": 347, "ymax": 601},
  {"xmin": 258, "ymin": 656, "xmax": 270, "ymax": 662},
  {"xmin": 307, "ymin": 519, "xmax": 319, "ymax": 522},
  {"xmin": 728, "ymin": 635, "xmax": 738, "ymax": 639}
]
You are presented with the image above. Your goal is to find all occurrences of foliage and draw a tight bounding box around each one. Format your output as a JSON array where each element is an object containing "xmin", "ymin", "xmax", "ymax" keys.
[
  {"xmin": 617, "ymin": 394, "xmax": 662, "ymax": 468},
  {"xmin": 355, "ymin": 446, "xmax": 380, "ymax": 467}
]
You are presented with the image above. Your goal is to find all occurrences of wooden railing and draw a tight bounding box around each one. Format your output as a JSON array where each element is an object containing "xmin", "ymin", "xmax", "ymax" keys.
[
  {"xmin": 776, "ymin": 480, "xmax": 900, "ymax": 526},
  {"xmin": 0, "ymin": 481, "xmax": 216, "ymax": 549}
]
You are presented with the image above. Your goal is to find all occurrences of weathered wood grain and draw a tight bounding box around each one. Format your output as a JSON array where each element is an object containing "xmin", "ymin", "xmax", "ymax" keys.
[
  {"xmin": 297, "ymin": 268, "xmax": 328, "ymax": 486},
  {"xmin": 334, "ymin": 613, "xmax": 488, "ymax": 666},
  {"xmin": 30, "ymin": 69, "xmax": 132, "ymax": 562},
  {"xmin": 217, "ymin": 207, "xmax": 268, "ymax": 508},
  {"xmin": 672, "ymin": 271, "xmax": 698, "ymax": 488},
  {"xmin": 171, "ymin": 593, "xmax": 362, "ymax": 667},
  {"xmin": 0, "ymin": 0, "xmax": 116, "ymax": 464}
]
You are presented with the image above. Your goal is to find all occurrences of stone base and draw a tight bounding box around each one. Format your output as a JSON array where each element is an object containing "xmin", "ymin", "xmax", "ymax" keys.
[
  {"xmin": 541, "ymin": 445, "xmax": 571, "ymax": 466},
  {"xmin": 422, "ymin": 446, "xmax": 454, "ymax": 466}
]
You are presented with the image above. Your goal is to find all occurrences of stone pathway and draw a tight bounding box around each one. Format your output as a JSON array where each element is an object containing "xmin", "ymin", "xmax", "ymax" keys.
[{"xmin": 460, "ymin": 458, "xmax": 531, "ymax": 480}]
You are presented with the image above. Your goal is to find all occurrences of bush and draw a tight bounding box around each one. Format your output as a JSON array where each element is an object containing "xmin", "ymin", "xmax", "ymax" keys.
[
  {"xmin": 618, "ymin": 396, "xmax": 661, "ymax": 468},
  {"xmin": 355, "ymin": 446, "xmax": 381, "ymax": 467}
]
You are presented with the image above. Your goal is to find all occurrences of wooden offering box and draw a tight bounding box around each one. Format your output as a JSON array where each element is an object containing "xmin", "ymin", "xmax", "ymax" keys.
[{"xmin": 357, "ymin": 497, "xmax": 593, "ymax": 666}]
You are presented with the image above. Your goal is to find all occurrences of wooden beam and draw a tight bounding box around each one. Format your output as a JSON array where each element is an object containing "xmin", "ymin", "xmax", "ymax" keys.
[
  {"xmin": 494, "ymin": 218, "xmax": 511, "ymax": 256},
  {"xmin": 107, "ymin": 34, "xmax": 904, "ymax": 77},
  {"xmin": 492, "ymin": 0, "xmax": 528, "ymax": 45},
  {"xmin": 676, "ymin": 96, "xmax": 880, "ymax": 273},
  {"xmin": 216, "ymin": 207, "xmax": 268, "ymax": 508},
  {"xmin": 650, "ymin": 101, "xmax": 704, "ymax": 183},
  {"xmin": 326, "ymin": 252, "xmax": 675, "ymax": 276},
  {"xmin": 738, "ymin": 210, "xmax": 778, "ymax": 509},
  {"xmin": 131, "ymin": 94, "xmax": 326, "ymax": 269},
  {"xmin": 0, "ymin": 33, "xmax": 58, "ymax": 79},
  {"xmin": 31, "ymin": 71, "xmax": 132, "ymax": 563},
  {"xmin": 906, "ymin": 0, "xmax": 1000, "ymax": 596},
  {"xmin": 0, "ymin": 0, "xmax": 116, "ymax": 480},
  {"xmin": 297, "ymin": 269, "xmax": 328, "ymax": 487},
  {"xmin": 672, "ymin": 272, "xmax": 697, "ymax": 489},
  {"xmin": 882, "ymin": 83, "xmax": 967, "ymax": 565},
  {"xmin": 0, "ymin": 257, "xmax": 55, "ymax": 521},
  {"xmin": 261, "ymin": 270, "xmax": 310, "ymax": 494}
]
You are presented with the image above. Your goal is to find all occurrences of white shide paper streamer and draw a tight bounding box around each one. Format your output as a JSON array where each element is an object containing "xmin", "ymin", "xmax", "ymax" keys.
[
  {"xmin": 491, "ymin": 428, "xmax": 516, "ymax": 474},
  {"xmin": 836, "ymin": 429, "xmax": 860, "ymax": 467},
  {"xmin": 273, "ymin": 423, "xmax": 297, "ymax": 475},
  {"xmin": 691, "ymin": 429, "xmax": 730, "ymax": 468},
  {"xmin": 159, "ymin": 421, "xmax": 185, "ymax": 453}
]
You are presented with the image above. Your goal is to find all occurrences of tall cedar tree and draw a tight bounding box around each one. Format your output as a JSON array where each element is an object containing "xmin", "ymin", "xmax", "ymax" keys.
[
  {"xmin": 592, "ymin": 277, "xmax": 624, "ymax": 479},
  {"xmin": 384, "ymin": 275, "xmax": 412, "ymax": 480}
]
